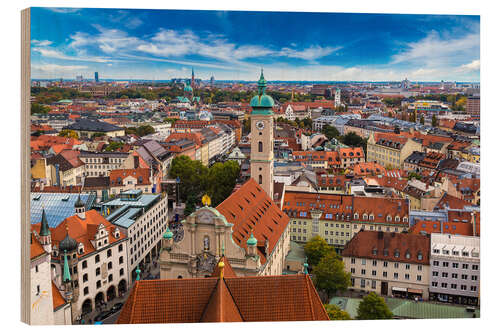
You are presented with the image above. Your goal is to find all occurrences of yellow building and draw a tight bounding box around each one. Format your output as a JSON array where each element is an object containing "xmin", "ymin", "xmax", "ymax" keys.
[
  {"xmin": 367, "ymin": 133, "xmax": 422, "ymax": 168},
  {"xmin": 282, "ymin": 191, "xmax": 410, "ymax": 252}
]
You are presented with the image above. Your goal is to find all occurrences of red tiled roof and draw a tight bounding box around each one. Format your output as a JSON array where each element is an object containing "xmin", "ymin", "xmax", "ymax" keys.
[
  {"xmin": 30, "ymin": 233, "xmax": 46, "ymax": 260},
  {"xmin": 31, "ymin": 210, "xmax": 126, "ymax": 259},
  {"xmin": 339, "ymin": 147, "xmax": 364, "ymax": 159},
  {"xmin": 117, "ymin": 273, "xmax": 328, "ymax": 324},
  {"xmin": 342, "ymin": 230, "xmax": 430, "ymax": 265},
  {"xmin": 52, "ymin": 282, "xmax": 67, "ymax": 310},
  {"xmin": 352, "ymin": 162, "xmax": 386, "ymax": 176},
  {"xmin": 410, "ymin": 211, "xmax": 480, "ymax": 237},
  {"xmin": 216, "ymin": 178, "xmax": 290, "ymax": 265},
  {"xmin": 109, "ymin": 168, "xmax": 151, "ymax": 186},
  {"xmin": 435, "ymin": 193, "xmax": 471, "ymax": 210}
]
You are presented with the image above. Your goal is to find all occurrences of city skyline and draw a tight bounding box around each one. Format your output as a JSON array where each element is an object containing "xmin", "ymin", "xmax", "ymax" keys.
[{"xmin": 31, "ymin": 8, "xmax": 480, "ymax": 82}]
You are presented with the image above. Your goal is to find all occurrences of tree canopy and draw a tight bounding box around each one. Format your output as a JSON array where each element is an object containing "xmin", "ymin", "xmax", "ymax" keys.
[
  {"xmin": 105, "ymin": 141, "xmax": 124, "ymax": 152},
  {"xmin": 58, "ymin": 129, "xmax": 79, "ymax": 139},
  {"xmin": 31, "ymin": 103, "xmax": 50, "ymax": 115},
  {"xmin": 304, "ymin": 236, "xmax": 336, "ymax": 269},
  {"xmin": 324, "ymin": 304, "xmax": 351, "ymax": 320},
  {"xmin": 312, "ymin": 251, "xmax": 351, "ymax": 299},
  {"xmin": 356, "ymin": 292, "xmax": 393, "ymax": 320},
  {"xmin": 168, "ymin": 156, "xmax": 240, "ymax": 211},
  {"xmin": 322, "ymin": 125, "xmax": 340, "ymax": 140},
  {"xmin": 125, "ymin": 125, "xmax": 155, "ymax": 137}
]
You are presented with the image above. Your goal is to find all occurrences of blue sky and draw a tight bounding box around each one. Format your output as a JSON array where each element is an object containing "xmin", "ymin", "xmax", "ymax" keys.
[{"xmin": 30, "ymin": 8, "xmax": 480, "ymax": 82}]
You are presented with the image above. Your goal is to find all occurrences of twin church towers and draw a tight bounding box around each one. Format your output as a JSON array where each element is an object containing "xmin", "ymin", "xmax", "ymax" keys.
[{"xmin": 249, "ymin": 70, "xmax": 274, "ymax": 198}]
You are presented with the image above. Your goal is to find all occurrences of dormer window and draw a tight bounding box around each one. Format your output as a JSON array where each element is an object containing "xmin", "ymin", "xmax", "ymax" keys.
[
  {"xmin": 363, "ymin": 214, "xmax": 368, "ymax": 220},
  {"xmin": 369, "ymin": 214, "xmax": 374, "ymax": 221},
  {"xmin": 395, "ymin": 216, "xmax": 400, "ymax": 222},
  {"xmin": 394, "ymin": 249, "xmax": 400, "ymax": 258},
  {"xmin": 114, "ymin": 229, "xmax": 120, "ymax": 239},
  {"xmin": 372, "ymin": 248, "xmax": 378, "ymax": 255},
  {"xmin": 383, "ymin": 248, "xmax": 389, "ymax": 256},
  {"xmin": 354, "ymin": 213, "xmax": 359, "ymax": 220},
  {"xmin": 417, "ymin": 251, "xmax": 423, "ymax": 260},
  {"xmin": 78, "ymin": 243, "xmax": 84, "ymax": 255},
  {"xmin": 386, "ymin": 215, "xmax": 392, "ymax": 222},
  {"xmin": 405, "ymin": 251, "xmax": 411, "ymax": 259},
  {"xmin": 403, "ymin": 217, "xmax": 408, "ymax": 223}
]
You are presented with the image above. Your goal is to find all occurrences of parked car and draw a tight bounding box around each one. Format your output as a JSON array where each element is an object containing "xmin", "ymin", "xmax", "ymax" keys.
[
  {"xmin": 94, "ymin": 310, "xmax": 113, "ymax": 322},
  {"xmin": 111, "ymin": 303, "xmax": 123, "ymax": 313}
]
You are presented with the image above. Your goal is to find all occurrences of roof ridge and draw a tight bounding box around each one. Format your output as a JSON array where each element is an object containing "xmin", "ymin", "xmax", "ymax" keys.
[
  {"xmin": 305, "ymin": 274, "xmax": 330, "ymax": 320},
  {"xmin": 303, "ymin": 274, "xmax": 315, "ymax": 320},
  {"xmin": 129, "ymin": 282, "xmax": 139, "ymax": 323}
]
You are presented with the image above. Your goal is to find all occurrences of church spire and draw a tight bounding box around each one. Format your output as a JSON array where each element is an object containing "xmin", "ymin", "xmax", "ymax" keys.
[{"xmin": 39, "ymin": 208, "xmax": 50, "ymax": 237}]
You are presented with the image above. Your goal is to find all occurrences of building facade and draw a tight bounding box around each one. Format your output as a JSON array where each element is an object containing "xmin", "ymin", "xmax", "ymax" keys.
[
  {"xmin": 429, "ymin": 234, "xmax": 480, "ymax": 305},
  {"xmin": 342, "ymin": 231, "xmax": 431, "ymax": 300}
]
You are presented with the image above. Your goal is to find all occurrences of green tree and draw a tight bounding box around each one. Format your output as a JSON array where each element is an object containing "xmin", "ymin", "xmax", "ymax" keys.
[
  {"xmin": 432, "ymin": 114, "xmax": 438, "ymax": 127},
  {"xmin": 313, "ymin": 251, "xmax": 351, "ymax": 299},
  {"xmin": 169, "ymin": 155, "xmax": 209, "ymax": 202},
  {"xmin": 105, "ymin": 141, "xmax": 124, "ymax": 152},
  {"xmin": 31, "ymin": 103, "xmax": 50, "ymax": 114},
  {"xmin": 91, "ymin": 132, "xmax": 106, "ymax": 139},
  {"xmin": 136, "ymin": 125, "xmax": 155, "ymax": 137},
  {"xmin": 304, "ymin": 236, "xmax": 336, "ymax": 269},
  {"xmin": 206, "ymin": 161, "xmax": 240, "ymax": 206},
  {"xmin": 58, "ymin": 129, "xmax": 79, "ymax": 139},
  {"xmin": 322, "ymin": 125, "xmax": 340, "ymax": 140},
  {"xmin": 324, "ymin": 304, "xmax": 351, "ymax": 320},
  {"xmin": 341, "ymin": 132, "xmax": 364, "ymax": 147},
  {"xmin": 184, "ymin": 193, "xmax": 198, "ymax": 216},
  {"xmin": 356, "ymin": 292, "xmax": 393, "ymax": 320}
]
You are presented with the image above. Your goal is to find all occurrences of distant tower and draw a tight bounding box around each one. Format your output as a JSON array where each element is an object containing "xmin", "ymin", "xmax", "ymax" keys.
[
  {"xmin": 250, "ymin": 69, "xmax": 274, "ymax": 198},
  {"xmin": 74, "ymin": 194, "xmax": 86, "ymax": 219},
  {"xmin": 334, "ymin": 88, "xmax": 341, "ymax": 108},
  {"xmin": 191, "ymin": 68, "xmax": 195, "ymax": 88},
  {"xmin": 95, "ymin": 71, "xmax": 99, "ymax": 83},
  {"xmin": 210, "ymin": 75, "xmax": 215, "ymax": 87}
]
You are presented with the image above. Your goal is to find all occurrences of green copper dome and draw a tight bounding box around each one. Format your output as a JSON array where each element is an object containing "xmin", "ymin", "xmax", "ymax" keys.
[
  {"xmin": 63, "ymin": 250, "xmax": 71, "ymax": 283},
  {"xmin": 247, "ymin": 232, "xmax": 257, "ymax": 246},
  {"xmin": 250, "ymin": 69, "xmax": 274, "ymax": 115},
  {"xmin": 184, "ymin": 83, "xmax": 193, "ymax": 92},
  {"xmin": 163, "ymin": 226, "xmax": 173, "ymax": 239}
]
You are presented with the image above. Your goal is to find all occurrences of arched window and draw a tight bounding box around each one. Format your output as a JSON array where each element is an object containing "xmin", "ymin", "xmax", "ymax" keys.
[
  {"xmin": 394, "ymin": 249, "xmax": 400, "ymax": 258},
  {"xmin": 259, "ymin": 175, "xmax": 263, "ymax": 184},
  {"xmin": 258, "ymin": 141, "xmax": 263, "ymax": 152}
]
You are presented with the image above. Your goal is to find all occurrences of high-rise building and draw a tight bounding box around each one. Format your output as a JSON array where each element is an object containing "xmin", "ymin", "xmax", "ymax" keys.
[
  {"xmin": 249, "ymin": 70, "xmax": 274, "ymax": 198},
  {"xmin": 94, "ymin": 71, "xmax": 99, "ymax": 83},
  {"xmin": 334, "ymin": 88, "xmax": 341, "ymax": 108},
  {"xmin": 191, "ymin": 68, "xmax": 195, "ymax": 88},
  {"xmin": 210, "ymin": 75, "xmax": 214, "ymax": 87},
  {"xmin": 466, "ymin": 96, "xmax": 480, "ymax": 115}
]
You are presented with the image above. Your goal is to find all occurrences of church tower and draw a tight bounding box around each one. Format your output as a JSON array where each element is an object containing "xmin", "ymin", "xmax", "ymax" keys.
[{"xmin": 250, "ymin": 70, "xmax": 274, "ymax": 198}]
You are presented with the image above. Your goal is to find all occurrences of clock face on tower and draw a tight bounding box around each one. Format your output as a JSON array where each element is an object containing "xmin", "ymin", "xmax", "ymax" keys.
[{"xmin": 255, "ymin": 121, "xmax": 265, "ymax": 130}]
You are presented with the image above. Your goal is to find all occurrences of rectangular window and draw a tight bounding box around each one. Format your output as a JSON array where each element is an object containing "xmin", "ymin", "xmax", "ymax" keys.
[
  {"xmin": 417, "ymin": 275, "xmax": 422, "ymax": 281},
  {"xmin": 432, "ymin": 282, "xmax": 438, "ymax": 287},
  {"xmin": 362, "ymin": 259, "xmax": 366, "ymax": 265},
  {"xmin": 383, "ymin": 261, "xmax": 388, "ymax": 267},
  {"xmin": 405, "ymin": 264, "xmax": 410, "ymax": 270},
  {"xmin": 441, "ymin": 282, "xmax": 447, "ymax": 288},
  {"xmin": 394, "ymin": 263, "xmax": 399, "ymax": 269},
  {"xmin": 360, "ymin": 279, "xmax": 366, "ymax": 288},
  {"xmin": 372, "ymin": 270, "xmax": 376, "ymax": 276},
  {"xmin": 351, "ymin": 268, "xmax": 355, "ymax": 274},
  {"xmin": 394, "ymin": 272, "xmax": 399, "ymax": 279},
  {"xmin": 451, "ymin": 284, "xmax": 457, "ymax": 289},
  {"xmin": 452, "ymin": 263, "xmax": 459, "ymax": 268},
  {"xmin": 462, "ymin": 264, "xmax": 469, "ymax": 269},
  {"xmin": 361, "ymin": 269, "xmax": 366, "ymax": 275},
  {"xmin": 351, "ymin": 258, "xmax": 356, "ymax": 264},
  {"xmin": 405, "ymin": 274, "xmax": 410, "ymax": 280},
  {"xmin": 383, "ymin": 271, "xmax": 387, "ymax": 277},
  {"xmin": 371, "ymin": 280, "xmax": 376, "ymax": 289}
]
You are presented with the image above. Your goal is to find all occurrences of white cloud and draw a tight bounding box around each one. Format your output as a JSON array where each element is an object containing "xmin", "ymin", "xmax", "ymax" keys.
[
  {"xmin": 32, "ymin": 63, "xmax": 87, "ymax": 72},
  {"xmin": 277, "ymin": 45, "xmax": 341, "ymax": 60},
  {"xmin": 391, "ymin": 30, "xmax": 480, "ymax": 68},
  {"xmin": 31, "ymin": 40, "xmax": 52, "ymax": 47},
  {"xmin": 46, "ymin": 8, "xmax": 81, "ymax": 14},
  {"xmin": 458, "ymin": 59, "xmax": 480, "ymax": 72},
  {"xmin": 32, "ymin": 47, "xmax": 112, "ymax": 63}
]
